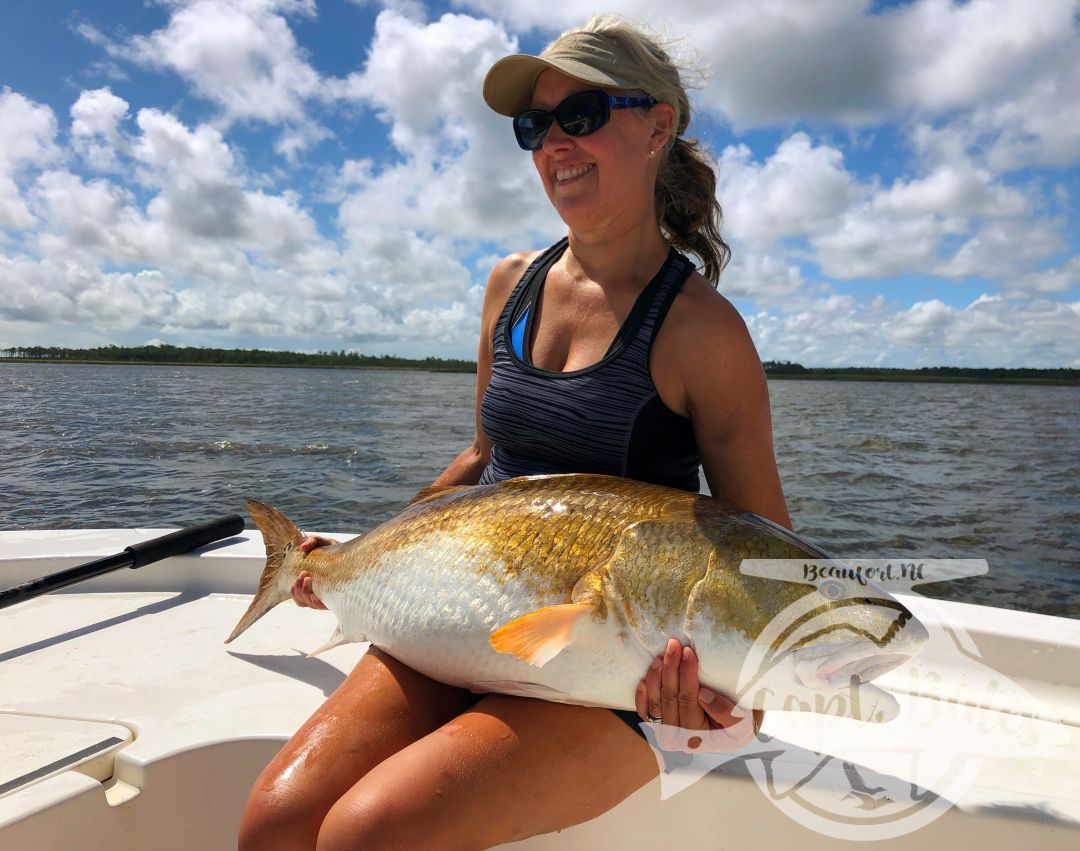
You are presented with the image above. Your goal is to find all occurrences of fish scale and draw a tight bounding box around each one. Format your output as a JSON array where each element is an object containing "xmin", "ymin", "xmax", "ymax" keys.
[{"xmin": 229, "ymin": 475, "xmax": 929, "ymax": 719}]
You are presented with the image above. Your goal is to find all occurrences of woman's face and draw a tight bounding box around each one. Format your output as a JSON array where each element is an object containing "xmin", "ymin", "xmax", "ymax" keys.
[{"xmin": 529, "ymin": 69, "xmax": 669, "ymax": 233}]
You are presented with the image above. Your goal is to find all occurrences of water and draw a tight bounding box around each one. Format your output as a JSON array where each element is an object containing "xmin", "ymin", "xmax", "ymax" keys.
[{"xmin": 1, "ymin": 364, "xmax": 1077, "ymax": 618}]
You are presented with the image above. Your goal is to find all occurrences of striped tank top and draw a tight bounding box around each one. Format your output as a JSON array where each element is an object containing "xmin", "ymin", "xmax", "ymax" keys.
[{"xmin": 478, "ymin": 237, "xmax": 701, "ymax": 492}]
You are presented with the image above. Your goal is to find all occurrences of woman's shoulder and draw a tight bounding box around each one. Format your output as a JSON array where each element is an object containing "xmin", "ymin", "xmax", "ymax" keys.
[
  {"xmin": 482, "ymin": 250, "xmax": 542, "ymax": 311},
  {"xmin": 479, "ymin": 249, "xmax": 545, "ymax": 341},
  {"xmin": 487, "ymin": 250, "xmax": 541, "ymax": 292},
  {"xmin": 652, "ymin": 268, "xmax": 764, "ymax": 409},
  {"xmin": 668, "ymin": 270, "xmax": 753, "ymax": 343}
]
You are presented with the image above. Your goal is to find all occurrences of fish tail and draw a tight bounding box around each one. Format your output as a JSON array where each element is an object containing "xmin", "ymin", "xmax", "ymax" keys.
[{"xmin": 225, "ymin": 500, "xmax": 306, "ymax": 643}]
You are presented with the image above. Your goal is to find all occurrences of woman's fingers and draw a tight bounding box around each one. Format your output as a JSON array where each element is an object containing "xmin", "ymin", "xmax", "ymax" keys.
[
  {"xmin": 301, "ymin": 574, "xmax": 328, "ymax": 610},
  {"xmin": 298, "ymin": 534, "xmax": 338, "ymax": 554},
  {"xmin": 642, "ymin": 655, "xmax": 663, "ymax": 721},
  {"xmin": 291, "ymin": 539, "xmax": 335, "ymax": 609},
  {"xmin": 699, "ymin": 690, "xmax": 759, "ymax": 748},
  {"xmin": 677, "ymin": 646, "xmax": 707, "ymax": 729},
  {"xmin": 289, "ymin": 572, "xmax": 307, "ymax": 605},
  {"xmin": 289, "ymin": 571, "xmax": 328, "ymax": 610},
  {"xmin": 639, "ymin": 638, "xmax": 762, "ymax": 752},
  {"xmin": 659, "ymin": 638, "xmax": 682, "ymax": 725}
]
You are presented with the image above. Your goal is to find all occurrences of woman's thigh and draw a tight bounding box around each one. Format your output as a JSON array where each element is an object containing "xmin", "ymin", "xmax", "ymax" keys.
[
  {"xmin": 238, "ymin": 646, "xmax": 480, "ymax": 850},
  {"xmin": 316, "ymin": 694, "xmax": 660, "ymax": 851}
]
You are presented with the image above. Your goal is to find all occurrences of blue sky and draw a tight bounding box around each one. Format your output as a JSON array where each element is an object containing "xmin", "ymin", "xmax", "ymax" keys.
[{"xmin": 1, "ymin": 0, "xmax": 1077, "ymax": 366}]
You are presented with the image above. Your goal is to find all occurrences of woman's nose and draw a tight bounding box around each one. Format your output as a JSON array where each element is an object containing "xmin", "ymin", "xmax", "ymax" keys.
[{"xmin": 541, "ymin": 121, "xmax": 574, "ymax": 153}]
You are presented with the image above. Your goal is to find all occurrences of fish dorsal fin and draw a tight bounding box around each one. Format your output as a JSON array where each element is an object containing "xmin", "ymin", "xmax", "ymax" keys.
[
  {"xmin": 488, "ymin": 601, "xmax": 596, "ymax": 667},
  {"xmin": 407, "ymin": 484, "xmax": 471, "ymax": 507}
]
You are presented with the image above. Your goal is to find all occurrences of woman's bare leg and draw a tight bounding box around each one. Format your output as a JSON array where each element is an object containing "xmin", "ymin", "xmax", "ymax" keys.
[
  {"xmin": 315, "ymin": 693, "xmax": 660, "ymax": 851},
  {"xmin": 238, "ymin": 647, "xmax": 480, "ymax": 850}
]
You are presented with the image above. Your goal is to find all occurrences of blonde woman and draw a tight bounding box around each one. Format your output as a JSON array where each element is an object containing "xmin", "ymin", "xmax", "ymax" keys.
[{"xmin": 240, "ymin": 15, "xmax": 788, "ymax": 849}]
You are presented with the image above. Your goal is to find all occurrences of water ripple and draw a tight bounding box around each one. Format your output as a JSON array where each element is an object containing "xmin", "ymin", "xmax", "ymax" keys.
[{"xmin": 2, "ymin": 365, "xmax": 1078, "ymax": 619}]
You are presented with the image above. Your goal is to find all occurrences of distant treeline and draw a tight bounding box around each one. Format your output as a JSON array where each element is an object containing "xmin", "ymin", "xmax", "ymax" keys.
[
  {"xmin": 2, "ymin": 347, "xmax": 1075, "ymax": 384},
  {"xmin": 0, "ymin": 344, "xmax": 476, "ymax": 373},
  {"xmin": 761, "ymin": 360, "xmax": 1078, "ymax": 384}
]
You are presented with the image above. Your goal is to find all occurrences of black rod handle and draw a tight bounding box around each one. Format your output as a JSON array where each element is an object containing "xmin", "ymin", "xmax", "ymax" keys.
[
  {"xmin": 0, "ymin": 514, "xmax": 245, "ymax": 611},
  {"xmin": 124, "ymin": 514, "xmax": 244, "ymax": 568}
]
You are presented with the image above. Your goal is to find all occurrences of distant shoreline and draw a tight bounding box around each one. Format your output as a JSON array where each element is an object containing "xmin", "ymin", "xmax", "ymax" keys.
[
  {"xmin": 762, "ymin": 373, "xmax": 1078, "ymax": 386},
  {"xmin": 0, "ymin": 345, "xmax": 475, "ymax": 374},
  {"xmin": 0, "ymin": 358, "xmax": 472, "ymax": 373},
  {"xmin": 2, "ymin": 348, "xmax": 1077, "ymax": 385}
]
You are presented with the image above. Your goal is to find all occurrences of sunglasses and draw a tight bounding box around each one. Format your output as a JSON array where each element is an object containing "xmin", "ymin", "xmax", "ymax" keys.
[{"xmin": 513, "ymin": 89, "xmax": 658, "ymax": 151}]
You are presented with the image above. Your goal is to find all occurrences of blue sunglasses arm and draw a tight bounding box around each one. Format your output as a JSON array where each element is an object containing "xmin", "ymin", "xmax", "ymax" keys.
[{"xmin": 608, "ymin": 95, "xmax": 658, "ymax": 109}]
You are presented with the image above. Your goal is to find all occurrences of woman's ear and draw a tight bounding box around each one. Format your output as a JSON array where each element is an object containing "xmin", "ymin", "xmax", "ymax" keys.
[{"xmin": 649, "ymin": 102, "xmax": 676, "ymax": 152}]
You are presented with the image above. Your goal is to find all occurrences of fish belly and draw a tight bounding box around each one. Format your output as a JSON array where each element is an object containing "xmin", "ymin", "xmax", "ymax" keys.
[{"xmin": 320, "ymin": 542, "xmax": 656, "ymax": 710}]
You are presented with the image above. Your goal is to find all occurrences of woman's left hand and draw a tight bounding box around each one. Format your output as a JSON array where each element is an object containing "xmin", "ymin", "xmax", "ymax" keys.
[{"xmin": 635, "ymin": 638, "xmax": 763, "ymax": 753}]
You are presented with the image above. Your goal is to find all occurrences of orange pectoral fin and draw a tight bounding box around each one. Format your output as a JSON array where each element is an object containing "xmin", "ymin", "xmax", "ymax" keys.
[{"xmin": 488, "ymin": 601, "xmax": 595, "ymax": 667}]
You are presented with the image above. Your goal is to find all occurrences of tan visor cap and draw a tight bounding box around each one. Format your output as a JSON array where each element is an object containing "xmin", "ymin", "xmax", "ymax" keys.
[{"xmin": 483, "ymin": 31, "xmax": 643, "ymax": 116}]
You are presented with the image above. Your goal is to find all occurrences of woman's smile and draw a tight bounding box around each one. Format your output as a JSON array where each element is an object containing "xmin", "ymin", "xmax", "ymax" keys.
[{"xmin": 555, "ymin": 163, "xmax": 595, "ymax": 184}]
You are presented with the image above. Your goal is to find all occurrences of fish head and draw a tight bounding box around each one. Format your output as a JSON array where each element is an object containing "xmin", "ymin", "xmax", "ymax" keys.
[
  {"xmin": 725, "ymin": 513, "xmax": 929, "ymax": 721},
  {"xmin": 788, "ymin": 581, "xmax": 929, "ymax": 686},
  {"xmin": 739, "ymin": 574, "xmax": 928, "ymax": 722}
]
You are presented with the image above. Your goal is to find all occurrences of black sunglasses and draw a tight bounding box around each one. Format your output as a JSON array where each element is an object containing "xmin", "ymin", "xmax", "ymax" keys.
[{"xmin": 513, "ymin": 89, "xmax": 658, "ymax": 151}]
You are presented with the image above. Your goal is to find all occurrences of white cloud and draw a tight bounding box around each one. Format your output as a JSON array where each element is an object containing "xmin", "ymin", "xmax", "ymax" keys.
[
  {"xmin": 126, "ymin": 0, "xmax": 321, "ymax": 121},
  {"xmin": 811, "ymin": 206, "xmax": 960, "ymax": 280},
  {"xmin": 350, "ymin": 0, "xmax": 427, "ymax": 24},
  {"xmin": 2, "ymin": 2, "xmax": 1075, "ymax": 369},
  {"xmin": 84, "ymin": 0, "xmax": 328, "ymax": 157},
  {"xmin": 747, "ymin": 291, "xmax": 1080, "ymax": 367},
  {"xmin": 1007, "ymin": 256, "xmax": 1080, "ymax": 296},
  {"xmin": 888, "ymin": 0, "xmax": 1075, "ymax": 113},
  {"xmin": 0, "ymin": 78, "xmax": 489, "ymax": 350},
  {"xmin": 70, "ymin": 88, "xmax": 129, "ymax": 139},
  {"xmin": 721, "ymin": 251, "xmax": 820, "ymax": 308},
  {"xmin": 334, "ymin": 11, "xmax": 561, "ymax": 247},
  {"xmin": 453, "ymin": 0, "xmax": 1080, "ymax": 170},
  {"xmin": 935, "ymin": 218, "xmax": 1067, "ymax": 280},
  {"xmin": 0, "ymin": 90, "xmax": 60, "ymax": 231},
  {"xmin": 717, "ymin": 133, "xmax": 859, "ymax": 247},
  {"xmin": 977, "ymin": 51, "xmax": 1080, "ymax": 170},
  {"xmin": 0, "ymin": 253, "xmax": 178, "ymax": 329},
  {"xmin": 882, "ymin": 296, "xmax": 1080, "ymax": 366},
  {"xmin": 71, "ymin": 88, "xmax": 130, "ymax": 172},
  {"xmin": 715, "ymin": 128, "xmax": 1062, "ymax": 288},
  {"xmin": 872, "ymin": 164, "xmax": 1028, "ymax": 219},
  {"xmin": 30, "ymin": 170, "xmax": 146, "ymax": 263}
]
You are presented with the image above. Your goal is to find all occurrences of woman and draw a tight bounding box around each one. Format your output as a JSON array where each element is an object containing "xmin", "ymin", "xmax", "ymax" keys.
[{"xmin": 239, "ymin": 15, "xmax": 789, "ymax": 850}]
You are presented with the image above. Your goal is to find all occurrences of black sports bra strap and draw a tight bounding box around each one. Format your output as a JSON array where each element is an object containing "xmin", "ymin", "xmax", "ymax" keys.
[{"xmin": 508, "ymin": 238, "xmax": 568, "ymax": 329}]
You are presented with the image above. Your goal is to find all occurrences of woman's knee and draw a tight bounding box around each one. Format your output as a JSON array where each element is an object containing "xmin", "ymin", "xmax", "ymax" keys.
[
  {"xmin": 316, "ymin": 784, "xmax": 484, "ymax": 851},
  {"xmin": 238, "ymin": 777, "xmax": 329, "ymax": 851}
]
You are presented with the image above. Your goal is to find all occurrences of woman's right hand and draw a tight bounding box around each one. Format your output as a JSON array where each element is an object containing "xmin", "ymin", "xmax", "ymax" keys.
[{"xmin": 289, "ymin": 535, "xmax": 337, "ymax": 609}]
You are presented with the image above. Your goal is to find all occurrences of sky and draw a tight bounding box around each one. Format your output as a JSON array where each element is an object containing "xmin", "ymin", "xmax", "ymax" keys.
[{"xmin": 0, "ymin": 0, "xmax": 1078, "ymax": 368}]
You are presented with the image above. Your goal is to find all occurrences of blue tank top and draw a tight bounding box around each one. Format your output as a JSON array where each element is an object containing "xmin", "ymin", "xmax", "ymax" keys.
[{"xmin": 478, "ymin": 238, "xmax": 701, "ymax": 491}]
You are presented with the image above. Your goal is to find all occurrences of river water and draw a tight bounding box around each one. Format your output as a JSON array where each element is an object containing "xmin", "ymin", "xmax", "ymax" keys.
[{"xmin": 1, "ymin": 363, "xmax": 1076, "ymax": 618}]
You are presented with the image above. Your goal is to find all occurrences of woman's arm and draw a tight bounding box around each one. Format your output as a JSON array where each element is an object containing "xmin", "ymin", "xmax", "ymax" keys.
[
  {"xmin": 655, "ymin": 277, "xmax": 791, "ymax": 528},
  {"xmin": 683, "ymin": 295, "xmax": 791, "ymax": 529},
  {"xmin": 429, "ymin": 252, "xmax": 532, "ymax": 487},
  {"xmin": 636, "ymin": 276, "xmax": 787, "ymax": 746}
]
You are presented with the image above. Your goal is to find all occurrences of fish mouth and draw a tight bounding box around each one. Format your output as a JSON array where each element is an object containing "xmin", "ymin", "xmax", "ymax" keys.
[{"xmin": 794, "ymin": 642, "xmax": 919, "ymax": 689}]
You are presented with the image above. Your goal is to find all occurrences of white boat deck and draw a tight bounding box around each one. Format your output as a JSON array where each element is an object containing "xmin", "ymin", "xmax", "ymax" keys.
[{"xmin": 1, "ymin": 528, "xmax": 1078, "ymax": 849}]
